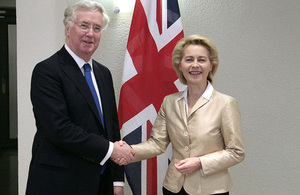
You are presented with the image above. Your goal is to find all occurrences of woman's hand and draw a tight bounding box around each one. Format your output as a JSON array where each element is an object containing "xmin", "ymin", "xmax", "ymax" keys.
[{"xmin": 174, "ymin": 157, "xmax": 202, "ymax": 175}]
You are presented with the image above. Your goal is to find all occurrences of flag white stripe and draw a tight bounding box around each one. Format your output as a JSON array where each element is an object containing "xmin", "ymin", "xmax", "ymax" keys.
[
  {"xmin": 141, "ymin": 0, "xmax": 183, "ymax": 51},
  {"xmin": 121, "ymin": 50, "xmax": 137, "ymax": 85},
  {"xmin": 121, "ymin": 104, "xmax": 157, "ymax": 138}
]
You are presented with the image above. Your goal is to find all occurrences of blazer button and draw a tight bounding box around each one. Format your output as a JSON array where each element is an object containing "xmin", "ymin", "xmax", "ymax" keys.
[
  {"xmin": 185, "ymin": 146, "xmax": 189, "ymax": 151},
  {"xmin": 184, "ymin": 131, "xmax": 188, "ymax": 136}
]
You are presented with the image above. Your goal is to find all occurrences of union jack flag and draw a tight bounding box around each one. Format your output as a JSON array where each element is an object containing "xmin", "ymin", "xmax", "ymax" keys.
[{"xmin": 118, "ymin": 0, "xmax": 184, "ymax": 194}]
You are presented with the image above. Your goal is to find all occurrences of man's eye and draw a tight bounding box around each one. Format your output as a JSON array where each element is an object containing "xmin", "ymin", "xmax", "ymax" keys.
[
  {"xmin": 80, "ymin": 24, "xmax": 89, "ymax": 29},
  {"xmin": 94, "ymin": 26, "xmax": 101, "ymax": 32}
]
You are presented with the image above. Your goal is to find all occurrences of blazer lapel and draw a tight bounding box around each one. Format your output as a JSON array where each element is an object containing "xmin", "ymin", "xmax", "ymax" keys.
[
  {"xmin": 93, "ymin": 62, "xmax": 112, "ymax": 138},
  {"xmin": 58, "ymin": 47, "xmax": 102, "ymax": 126},
  {"xmin": 189, "ymin": 96, "xmax": 209, "ymax": 117},
  {"xmin": 178, "ymin": 98, "xmax": 188, "ymax": 127}
]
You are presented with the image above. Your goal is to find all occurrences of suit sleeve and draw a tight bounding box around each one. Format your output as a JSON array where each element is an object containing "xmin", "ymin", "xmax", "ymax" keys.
[
  {"xmin": 31, "ymin": 61, "xmax": 109, "ymax": 165},
  {"xmin": 199, "ymin": 98, "xmax": 245, "ymax": 176}
]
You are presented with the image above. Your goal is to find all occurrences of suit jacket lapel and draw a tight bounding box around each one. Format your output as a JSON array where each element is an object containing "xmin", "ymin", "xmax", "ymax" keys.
[
  {"xmin": 189, "ymin": 96, "xmax": 209, "ymax": 118},
  {"xmin": 93, "ymin": 61, "xmax": 112, "ymax": 138},
  {"xmin": 177, "ymin": 91, "xmax": 210, "ymax": 121},
  {"xmin": 178, "ymin": 98, "xmax": 188, "ymax": 128},
  {"xmin": 58, "ymin": 47, "xmax": 103, "ymax": 127}
]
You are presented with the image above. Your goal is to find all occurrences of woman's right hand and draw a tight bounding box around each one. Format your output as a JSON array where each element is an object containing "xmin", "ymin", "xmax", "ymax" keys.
[{"xmin": 174, "ymin": 157, "xmax": 202, "ymax": 175}]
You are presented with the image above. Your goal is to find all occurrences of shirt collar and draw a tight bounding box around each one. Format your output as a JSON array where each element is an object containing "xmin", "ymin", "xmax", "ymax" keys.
[
  {"xmin": 64, "ymin": 44, "xmax": 93, "ymax": 71},
  {"xmin": 178, "ymin": 81, "xmax": 214, "ymax": 101}
]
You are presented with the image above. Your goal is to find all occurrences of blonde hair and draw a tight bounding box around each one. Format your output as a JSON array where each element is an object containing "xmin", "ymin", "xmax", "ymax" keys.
[{"xmin": 172, "ymin": 34, "xmax": 219, "ymax": 84}]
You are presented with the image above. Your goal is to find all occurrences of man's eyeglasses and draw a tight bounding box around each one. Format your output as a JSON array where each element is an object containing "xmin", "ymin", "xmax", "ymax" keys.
[{"xmin": 75, "ymin": 22, "xmax": 102, "ymax": 33}]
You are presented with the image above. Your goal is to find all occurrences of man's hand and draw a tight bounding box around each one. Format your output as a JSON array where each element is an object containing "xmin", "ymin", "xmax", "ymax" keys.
[
  {"xmin": 114, "ymin": 186, "xmax": 124, "ymax": 195},
  {"xmin": 111, "ymin": 141, "xmax": 135, "ymax": 165}
]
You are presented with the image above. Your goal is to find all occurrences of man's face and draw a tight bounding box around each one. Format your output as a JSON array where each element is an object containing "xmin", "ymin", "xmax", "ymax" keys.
[{"xmin": 66, "ymin": 9, "xmax": 103, "ymax": 62}]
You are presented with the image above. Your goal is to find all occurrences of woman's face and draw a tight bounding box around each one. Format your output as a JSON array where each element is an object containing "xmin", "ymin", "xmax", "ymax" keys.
[{"xmin": 179, "ymin": 44, "xmax": 213, "ymax": 87}]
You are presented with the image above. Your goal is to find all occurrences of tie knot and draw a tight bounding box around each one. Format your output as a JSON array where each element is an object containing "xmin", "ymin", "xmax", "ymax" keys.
[{"xmin": 84, "ymin": 63, "xmax": 91, "ymax": 72}]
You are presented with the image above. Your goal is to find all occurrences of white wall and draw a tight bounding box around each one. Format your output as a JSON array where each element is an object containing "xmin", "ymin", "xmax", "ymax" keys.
[{"xmin": 17, "ymin": 0, "xmax": 300, "ymax": 194}]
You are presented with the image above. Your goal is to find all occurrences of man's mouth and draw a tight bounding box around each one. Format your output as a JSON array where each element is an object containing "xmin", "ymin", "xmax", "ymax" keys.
[{"xmin": 83, "ymin": 40, "xmax": 93, "ymax": 44}]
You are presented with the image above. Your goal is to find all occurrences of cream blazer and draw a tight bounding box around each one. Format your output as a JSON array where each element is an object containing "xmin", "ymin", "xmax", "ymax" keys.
[{"xmin": 131, "ymin": 89, "xmax": 245, "ymax": 195}]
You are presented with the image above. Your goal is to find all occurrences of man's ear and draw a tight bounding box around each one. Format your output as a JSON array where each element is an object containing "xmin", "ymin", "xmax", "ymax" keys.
[{"xmin": 65, "ymin": 23, "xmax": 70, "ymax": 36}]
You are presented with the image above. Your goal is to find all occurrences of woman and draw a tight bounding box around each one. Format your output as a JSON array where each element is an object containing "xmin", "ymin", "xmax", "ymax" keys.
[{"xmin": 122, "ymin": 35, "xmax": 245, "ymax": 195}]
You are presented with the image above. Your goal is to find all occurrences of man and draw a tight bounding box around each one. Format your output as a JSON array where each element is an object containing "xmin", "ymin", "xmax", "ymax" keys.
[{"xmin": 26, "ymin": 1, "xmax": 134, "ymax": 194}]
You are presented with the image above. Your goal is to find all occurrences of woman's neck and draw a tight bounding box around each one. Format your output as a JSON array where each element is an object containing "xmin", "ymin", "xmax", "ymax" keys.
[{"xmin": 187, "ymin": 82, "xmax": 207, "ymax": 114}]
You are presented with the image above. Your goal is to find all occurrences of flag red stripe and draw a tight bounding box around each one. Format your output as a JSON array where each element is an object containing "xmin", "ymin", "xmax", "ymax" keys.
[{"xmin": 156, "ymin": 0, "xmax": 162, "ymax": 34}]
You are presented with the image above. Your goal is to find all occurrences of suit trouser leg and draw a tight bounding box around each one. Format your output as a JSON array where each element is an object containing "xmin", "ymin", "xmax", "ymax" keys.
[
  {"xmin": 163, "ymin": 187, "xmax": 188, "ymax": 195},
  {"xmin": 98, "ymin": 169, "xmax": 113, "ymax": 195}
]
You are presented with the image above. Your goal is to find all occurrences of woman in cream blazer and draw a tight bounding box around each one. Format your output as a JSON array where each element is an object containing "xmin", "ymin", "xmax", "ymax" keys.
[{"xmin": 130, "ymin": 35, "xmax": 245, "ymax": 195}]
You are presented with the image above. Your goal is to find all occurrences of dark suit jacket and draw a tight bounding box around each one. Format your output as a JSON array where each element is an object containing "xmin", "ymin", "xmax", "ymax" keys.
[{"xmin": 26, "ymin": 46, "xmax": 123, "ymax": 195}]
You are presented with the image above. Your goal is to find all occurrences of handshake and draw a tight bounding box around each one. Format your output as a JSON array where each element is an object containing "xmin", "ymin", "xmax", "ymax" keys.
[{"xmin": 111, "ymin": 141, "xmax": 135, "ymax": 166}]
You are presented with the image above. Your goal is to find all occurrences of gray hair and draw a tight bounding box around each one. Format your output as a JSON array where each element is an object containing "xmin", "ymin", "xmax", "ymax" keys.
[{"xmin": 63, "ymin": 0, "xmax": 109, "ymax": 31}]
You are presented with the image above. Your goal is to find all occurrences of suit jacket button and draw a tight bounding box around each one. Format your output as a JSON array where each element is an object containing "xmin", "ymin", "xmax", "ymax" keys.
[{"xmin": 185, "ymin": 146, "xmax": 189, "ymax": 151}]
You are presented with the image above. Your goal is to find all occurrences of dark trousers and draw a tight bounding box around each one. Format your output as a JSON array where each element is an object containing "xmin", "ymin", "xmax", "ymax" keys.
[
  {"xmin": 163, "ymin": 187, "xmax": 229, "ymax": 195},
  {"xmin": 98, "ymin": 168, "xmax": 113, "ymax": 195}
]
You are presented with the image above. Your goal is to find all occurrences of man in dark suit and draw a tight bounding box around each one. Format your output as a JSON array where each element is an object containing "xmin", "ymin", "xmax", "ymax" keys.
[{"xmin": 26, "ymin": 1, "xmax": 134, "ymax": 194}]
